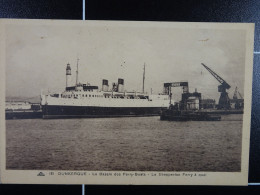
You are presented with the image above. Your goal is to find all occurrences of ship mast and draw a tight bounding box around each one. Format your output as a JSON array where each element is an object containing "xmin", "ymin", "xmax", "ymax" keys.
[
  {"xmin": 142, "ymin": 63, "xmax": 145, "ymax": 93},
  {"xmin": 76, "ymin": 58, "xmax": 79, "ymax": 86}
]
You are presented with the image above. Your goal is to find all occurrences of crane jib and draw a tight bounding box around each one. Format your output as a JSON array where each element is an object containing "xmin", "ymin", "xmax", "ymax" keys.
[{"xmin": 201, "ymin": 63, "xmax": 231, "ymax": 89}]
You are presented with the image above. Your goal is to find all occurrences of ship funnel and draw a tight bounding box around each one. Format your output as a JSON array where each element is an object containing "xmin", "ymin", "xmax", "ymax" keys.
[
  {"xmin": 118, "ymin": 78, "xmax": 124, "ymax": 92},
  {"xmin": 102, "ymin": 79, "xmax": 109, "ymax": 91}
]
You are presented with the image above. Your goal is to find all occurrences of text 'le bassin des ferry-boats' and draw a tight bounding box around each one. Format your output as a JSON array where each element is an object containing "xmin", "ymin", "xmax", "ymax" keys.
[{"xmin": 40, "ymin": 61, "xmax": 171, "ymax": 119}]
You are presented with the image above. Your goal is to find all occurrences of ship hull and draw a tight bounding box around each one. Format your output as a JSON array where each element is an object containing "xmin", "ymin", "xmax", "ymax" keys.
[{"xmin": 42, "ymin": 105, "xmax": 165, "ymax": 119}]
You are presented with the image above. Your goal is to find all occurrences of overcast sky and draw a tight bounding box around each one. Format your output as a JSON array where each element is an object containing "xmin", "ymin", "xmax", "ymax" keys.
[{"xmin": 5, "ymin": 21, "xmax": 246, "ymax": 101}]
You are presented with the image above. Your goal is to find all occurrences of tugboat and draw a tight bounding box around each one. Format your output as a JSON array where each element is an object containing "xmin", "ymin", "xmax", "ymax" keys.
[
  {"xmin": 160, "ymin": 81, "xmax": 221, "ymax": 121},
  {"xmin": 160, "ymin": 104, "xmax": 221, "ymax": 121}
]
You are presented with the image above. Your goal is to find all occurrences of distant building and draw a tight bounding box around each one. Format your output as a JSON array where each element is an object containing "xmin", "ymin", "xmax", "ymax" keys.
[
  {"xmin": 230, "ymin": 99, "xmax": 244, "ymax": 109},
  {"xmin": 181, "ymin": 91, "xmax": 201, "ymax": 110},
  {"xmin": 186, "ymin": 97, "xmax": 200, "ymax": 110},
  {"xmin": 200, "ymin": 99, "xmax": 216, "ymax": 109}
]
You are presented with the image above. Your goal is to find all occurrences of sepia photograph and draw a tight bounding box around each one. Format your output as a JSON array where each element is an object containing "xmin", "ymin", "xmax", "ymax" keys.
[{"xmin": 0, "ymin": 19, "xmax": 254, "ymax": 185}]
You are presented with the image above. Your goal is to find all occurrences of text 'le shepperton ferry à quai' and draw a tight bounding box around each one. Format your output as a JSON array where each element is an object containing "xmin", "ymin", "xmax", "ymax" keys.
[{"xmin": 40, "ymin": 62, "xmax": 170, "ymax": 119}]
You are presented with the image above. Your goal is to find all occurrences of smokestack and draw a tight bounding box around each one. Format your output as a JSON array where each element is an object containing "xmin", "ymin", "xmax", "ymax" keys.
[
  {"xmin": 66, "ymin": 63, "xmax": 72, "ymax": 88},
  {"xmin": 102, "ymin": 79, "xmax": 109, "ymax": 91},
  {"xmin": 118, "ymin": 78, "xmax": 124, "ymax": 92}
]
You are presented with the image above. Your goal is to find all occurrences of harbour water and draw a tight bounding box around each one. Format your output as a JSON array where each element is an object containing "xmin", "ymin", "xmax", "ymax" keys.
[{"xmin": 6, "ymin": 114, "xmax": 242, "ymax": 172}]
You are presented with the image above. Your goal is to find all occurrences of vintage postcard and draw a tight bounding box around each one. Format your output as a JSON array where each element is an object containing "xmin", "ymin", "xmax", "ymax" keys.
[{"xmin": 0, "ymin": 19, "xmax": 254, "ymax": 185}]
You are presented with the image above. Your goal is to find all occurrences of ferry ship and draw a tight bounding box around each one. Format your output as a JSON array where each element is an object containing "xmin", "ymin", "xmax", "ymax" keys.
[
  {"xmin": 41, "ymin": 61, "xmax": 171, "ymax": 119},
  {"xmin": 5, "ymin": 101, "xmax": 42, "ymax": 119}
]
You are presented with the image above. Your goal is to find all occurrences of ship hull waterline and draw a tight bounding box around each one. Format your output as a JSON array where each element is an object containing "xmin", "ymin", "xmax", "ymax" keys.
[{"xmin": 42, "ymin": 105, "xmax": 166, "ymax": 119}]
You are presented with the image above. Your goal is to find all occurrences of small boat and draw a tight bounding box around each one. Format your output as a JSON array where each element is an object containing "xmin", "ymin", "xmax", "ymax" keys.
[{"xmin": 160, "ymin": 109, "xmax": 221, "ymax": 121}]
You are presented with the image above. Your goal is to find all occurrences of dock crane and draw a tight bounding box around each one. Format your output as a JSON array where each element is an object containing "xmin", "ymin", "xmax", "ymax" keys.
[
  {"xmin": 163, "ymin": 82, "xmax": 189, "ymax": 106},
  {"xmin": 233, "ymin": 86, "xmax": 243, "ymax": 99},
  {"xmin": 164, "ymin": 82, "xmax": 201, "ymax": 110},
  {"xmin": 201, "ymin": 63, "xmax": 231, "ymax": 109},
  {"xmin": 232, "ymin": 86, "xmax": 244, "ymax": 109}
]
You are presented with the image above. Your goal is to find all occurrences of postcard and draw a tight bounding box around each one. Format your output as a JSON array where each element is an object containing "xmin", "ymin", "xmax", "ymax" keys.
[{"xmin": 0, "ymin": 19, "xmax": 254, "ymax": 185}]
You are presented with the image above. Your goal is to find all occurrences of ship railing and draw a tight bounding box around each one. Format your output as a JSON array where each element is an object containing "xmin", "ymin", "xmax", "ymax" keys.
[{"xmin": 102, "ymin": 91, "xmax": 148, "ymax": 96}]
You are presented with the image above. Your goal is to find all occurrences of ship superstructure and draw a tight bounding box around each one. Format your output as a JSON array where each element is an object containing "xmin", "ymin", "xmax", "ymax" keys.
[{"xmin": 41, "ymin": 61, "xmax": 171, "ymax": 119}]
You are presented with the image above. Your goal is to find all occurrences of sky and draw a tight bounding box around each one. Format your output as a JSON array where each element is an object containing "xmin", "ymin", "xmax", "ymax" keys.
[{"xmin": 5, "ymin": 21, "xmax": 247, "ymax": 101}]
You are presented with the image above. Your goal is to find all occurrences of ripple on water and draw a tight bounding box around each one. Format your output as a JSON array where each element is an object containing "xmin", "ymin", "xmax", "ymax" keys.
[{"xmin": 6, "ymin": 115, "xmax": 242, "ymax": 171}]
